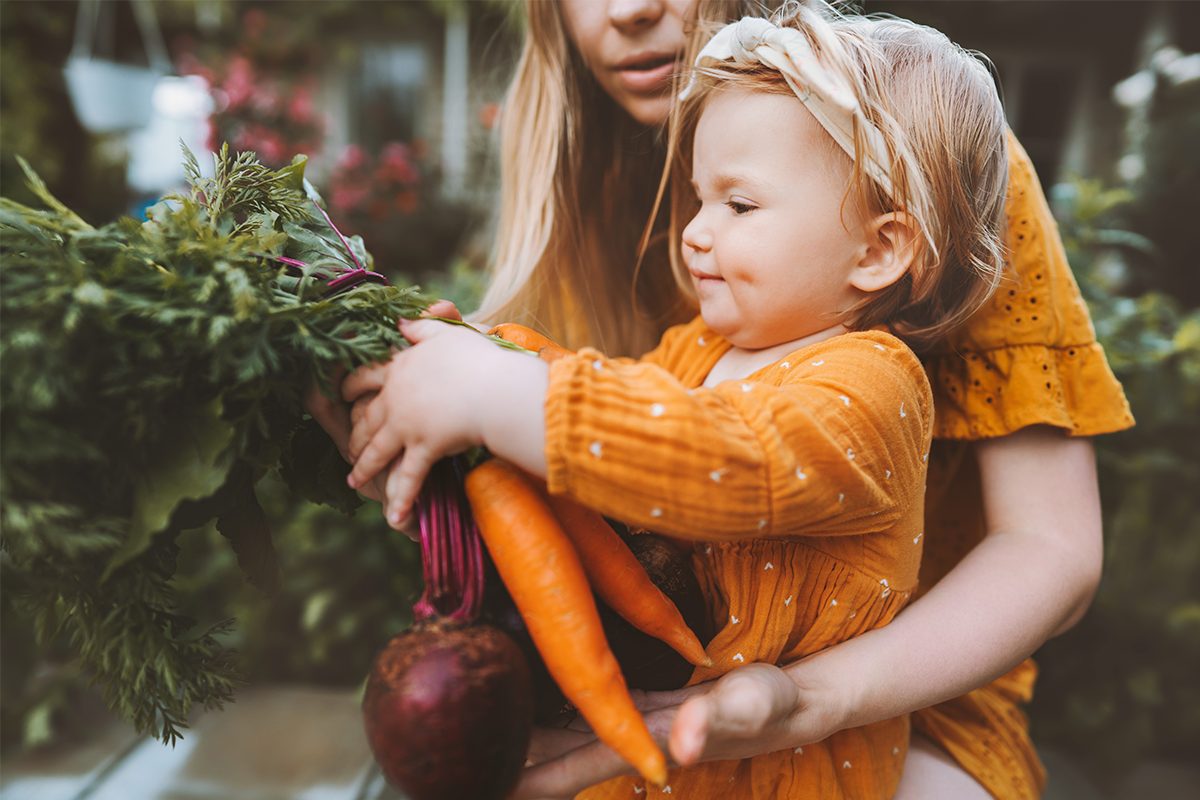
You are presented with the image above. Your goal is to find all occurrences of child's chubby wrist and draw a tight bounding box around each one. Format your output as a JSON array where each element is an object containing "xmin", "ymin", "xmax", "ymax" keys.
[{"xmin": 475, "ymin": 348, "xmax": 552, "ymax": 454}]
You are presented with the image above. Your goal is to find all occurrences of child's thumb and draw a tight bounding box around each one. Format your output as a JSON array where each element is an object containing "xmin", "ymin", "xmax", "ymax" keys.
[{"xmin": 398, "ymin": 316, "xmax": 440, "ymax": 344}]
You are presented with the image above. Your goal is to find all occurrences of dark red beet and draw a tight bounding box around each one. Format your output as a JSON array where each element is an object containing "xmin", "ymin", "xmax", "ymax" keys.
[
  {"xmin": 363, "ymin": 620, "xmax": 533, "ymax": 800},
  {"xmin": 602, "ymin": 533, "xmax": 714, "ymax": 691},
  {"xmin": 362, "ymin": 458, "xmax": 535, "ymax": 799}
]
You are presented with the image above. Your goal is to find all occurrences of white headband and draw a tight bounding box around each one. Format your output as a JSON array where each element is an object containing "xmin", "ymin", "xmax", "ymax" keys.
[{"xmin": 680, "ymin": 16, "xmax": 896, "ymax": 199}]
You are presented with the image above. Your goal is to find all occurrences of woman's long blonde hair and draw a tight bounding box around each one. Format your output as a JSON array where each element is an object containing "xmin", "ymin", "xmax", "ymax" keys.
[{"xmin": 473, "ymin": 0, "xmax": 758, "ymax": 356}]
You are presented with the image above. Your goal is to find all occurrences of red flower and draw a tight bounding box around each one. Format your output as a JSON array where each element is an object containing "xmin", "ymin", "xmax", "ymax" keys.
[
  {"xmin": 288, "ymin": 87, "xmax": 316, "ymax": 122},
  {"xmin": 378, "ymin": 142, "xmax": 419, "ymax": 185},
  {"xmin": 222, "ymin": 56, "xmax": 256, "ymax": 108},
  {"xmin": 332, "ymin": 185, "xmax": 370, "ymax": 215},
  {"xmin": 338, "ymin": 144, "xmax": 368, "ymax": 173}
]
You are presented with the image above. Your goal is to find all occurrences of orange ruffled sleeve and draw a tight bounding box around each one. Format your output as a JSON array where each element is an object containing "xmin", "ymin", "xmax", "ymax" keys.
[{"xmin": 923, "ymin": 132, "xmax": 1134, "ymax": 440}]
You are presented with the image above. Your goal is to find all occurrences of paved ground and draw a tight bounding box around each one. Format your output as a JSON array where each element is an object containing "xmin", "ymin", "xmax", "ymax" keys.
[{"xmin": 2, "ymin": 686, "xmax": 1196, "ymax": 799}]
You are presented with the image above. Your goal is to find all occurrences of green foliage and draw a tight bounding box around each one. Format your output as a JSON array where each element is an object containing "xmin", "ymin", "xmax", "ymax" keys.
[
  {"xmin": 173, "ymin": 476, "xmax": 421, "ymax": 686},
  {"xmin": 1030, "ymin": 179, "xmax": 1200, "ymax": 774},
  {"xmin": 0, "ymin": 145, "xmax": 429, "ymax": 744}
]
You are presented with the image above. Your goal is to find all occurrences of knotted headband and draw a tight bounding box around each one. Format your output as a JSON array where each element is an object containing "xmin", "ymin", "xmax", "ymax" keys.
[{"xmin": 680, "ymin": 16, "xmax": 897, "ymax": 200}]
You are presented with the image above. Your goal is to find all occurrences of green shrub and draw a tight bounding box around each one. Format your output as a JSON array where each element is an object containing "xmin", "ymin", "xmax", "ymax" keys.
[{"xmin": 1030, "ymin": 179, "xmax": 1200, "ymax": 775}]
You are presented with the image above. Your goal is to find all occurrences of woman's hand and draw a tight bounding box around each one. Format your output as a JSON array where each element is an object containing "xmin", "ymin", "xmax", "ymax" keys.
[
  {"xmin": 513, "ymin": 661, "xmax": 849, "ymax": 799},
  {"xmin": 303, "ymin": 375, "xmax": 389, "ymax": 505}
]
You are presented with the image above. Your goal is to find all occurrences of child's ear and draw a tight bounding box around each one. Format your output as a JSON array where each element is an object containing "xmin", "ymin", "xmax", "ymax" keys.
[{"xmin": 849, "ymin": 213, "xmax": 921, "ymax": 294}]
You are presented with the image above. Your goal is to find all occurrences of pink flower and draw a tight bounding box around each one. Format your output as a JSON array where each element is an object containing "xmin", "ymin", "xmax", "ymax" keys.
[
  {"xmin": 288, "ymin": 84, "xmax": 317, "ymax": 122},
  {"xmin": 332, "ymin": 185, "xmax": 370, "ymax": 215},
  {"xmin": 253, "ymin": 86, "xmax": 281, "ymax": 115},
  {"xmin": 378, "ymin": 142, "xmax": 419, "ymax": 184},
  {"xmin": 338, "ymin": 144, "xmax": 368, "ymax": 172},
  {"xmin": 223, "ymin": 56, "xmax": 256, "ymax": 107}
]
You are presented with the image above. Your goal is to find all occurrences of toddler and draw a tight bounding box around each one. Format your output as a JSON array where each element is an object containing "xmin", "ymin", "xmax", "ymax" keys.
[{"xmin": 344, "ymin": 3, "xmax": 1008, "ymax": 797}]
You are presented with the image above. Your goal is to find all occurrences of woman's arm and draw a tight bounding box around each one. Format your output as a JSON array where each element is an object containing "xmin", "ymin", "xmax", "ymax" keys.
[
  {"xmin": 513, "ymin": 424, "xmax": 1104, "ymax": 798},
  {"xmin": 772, "ymin": 425, "xmax": 1102, "ymax": 734}
]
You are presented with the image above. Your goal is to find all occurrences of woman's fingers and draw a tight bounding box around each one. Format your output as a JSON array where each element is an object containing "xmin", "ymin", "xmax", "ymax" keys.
[
  {"xmin": 514, "ymin": 694, "xmax": 679, "ymax": 799},
  {"xmin": 513, "ymin": 739, "xmax": 632, "ymax": 800},
  {"xmin": 631, "ymin": 684, "xmax": 706, "ymax": 714},
  {"xmin": 304, "ymin": 381, "xmax": 353, "ymax": 462},
  {"xmin": 525, "ymin": 727, "xmax": 597, "ymax": 765},
  {"xmin": 350, "ymin": 393, "xmax": 376, "ymax": 428}
]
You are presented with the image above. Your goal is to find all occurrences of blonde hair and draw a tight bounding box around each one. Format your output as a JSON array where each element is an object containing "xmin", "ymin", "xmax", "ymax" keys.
[
  {"xmin": 473, "ymin": 0, "xmax": 759, "ymax": 356},
  {"xmin": 659, "ymin": 1, "xmax": 1009, "ymax": 350}
]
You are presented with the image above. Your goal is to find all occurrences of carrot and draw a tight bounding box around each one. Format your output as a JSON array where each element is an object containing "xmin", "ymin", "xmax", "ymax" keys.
[
  {"xmin": 540, "ymin": 489, "xmax": 712, "ymax": 668},
  {"xmin": 464, "ymin": 459, "xmax": 668, "ymax": 786},
  {"xmin": 487, "ymin": 323, "xmax": 573, "ymax": 364}
]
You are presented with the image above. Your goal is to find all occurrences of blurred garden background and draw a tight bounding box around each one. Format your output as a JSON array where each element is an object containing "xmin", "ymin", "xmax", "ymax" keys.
[{"xmin": 1, "ymin": 1, "xmax": 1197, "ymax": 798}]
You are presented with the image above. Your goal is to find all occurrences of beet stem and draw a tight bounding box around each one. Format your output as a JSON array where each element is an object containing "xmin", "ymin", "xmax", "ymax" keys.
[
  {"xmin": 311, "ymin": 199, "xmax": 365, "ymax": 272},
  {"xmin": 413, "ymin": 458, "xmax": 485, "ymax": 624}
]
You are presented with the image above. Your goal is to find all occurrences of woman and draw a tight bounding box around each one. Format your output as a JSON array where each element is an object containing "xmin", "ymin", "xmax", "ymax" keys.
[{"xmin": 315, "ymin": 1, "xmax": 1133, "ymax": 796}]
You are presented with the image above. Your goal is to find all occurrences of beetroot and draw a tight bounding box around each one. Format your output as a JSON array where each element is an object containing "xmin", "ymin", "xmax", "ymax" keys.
[
  {"xmin": 364, "ymin": 622, "xmax": 532, "ymax": 799},
  {"xmin": 362, "ymin": 459, "xmax": 533, "ymax": 800}
]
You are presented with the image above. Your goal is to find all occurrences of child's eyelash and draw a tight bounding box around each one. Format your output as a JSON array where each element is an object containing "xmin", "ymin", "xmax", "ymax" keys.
[{"xmin": 726, "ymin": 200, "xmax": 756, "ymax": 215}]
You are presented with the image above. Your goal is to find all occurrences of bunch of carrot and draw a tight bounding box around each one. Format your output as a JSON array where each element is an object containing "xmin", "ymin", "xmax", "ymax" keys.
[{"xmin": 463, "ymin": 324, "xmax": 713, "ymax": 788}]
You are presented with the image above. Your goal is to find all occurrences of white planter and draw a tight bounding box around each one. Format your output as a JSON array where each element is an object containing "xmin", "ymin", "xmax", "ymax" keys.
[{"xmin": 64, "ymin": 57, "xmax": 163, "ymax": 134}]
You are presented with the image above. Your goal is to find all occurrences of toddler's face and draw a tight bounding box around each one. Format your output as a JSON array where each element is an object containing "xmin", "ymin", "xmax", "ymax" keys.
[{"xmin": 681, "ymin": 88, "xmax": 871, "ymax": 350}]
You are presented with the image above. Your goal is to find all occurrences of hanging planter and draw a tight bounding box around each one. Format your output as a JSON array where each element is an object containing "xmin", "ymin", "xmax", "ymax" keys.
[{"xmin": 63, "ymin": 0, "xmax": 171, "ymax": 133}]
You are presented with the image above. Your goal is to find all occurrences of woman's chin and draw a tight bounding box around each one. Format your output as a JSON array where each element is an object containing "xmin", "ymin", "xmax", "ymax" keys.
[{"xmin": 615, "ymin": 93, "xmax": 672, "ymax": 128}]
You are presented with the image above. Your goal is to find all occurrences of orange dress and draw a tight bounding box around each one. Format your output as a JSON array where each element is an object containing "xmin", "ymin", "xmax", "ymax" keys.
[
  {"xmin": 545, "ymin": 324, "xmax": 934, "ymax": 799},
  {"xmin": 913, "ymin": 134, "xmax": 1134, "ymax": 799}
]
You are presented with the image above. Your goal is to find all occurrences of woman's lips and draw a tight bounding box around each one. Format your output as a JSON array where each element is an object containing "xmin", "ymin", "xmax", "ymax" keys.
[{"xmin": 613, "ymin": 54, "xmax": 679, "ymax": 94}]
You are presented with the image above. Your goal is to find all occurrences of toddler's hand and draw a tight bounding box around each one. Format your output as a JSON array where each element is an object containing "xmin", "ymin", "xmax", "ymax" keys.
[{"xmin": 343, "ymin": 318, "xmax": 505, "ymax": 529}]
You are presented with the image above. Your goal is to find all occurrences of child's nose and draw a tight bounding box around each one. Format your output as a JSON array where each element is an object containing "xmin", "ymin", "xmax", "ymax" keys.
[{"xmin": 682, "ymin": 214, "xmax": 713, "ymax": 253}]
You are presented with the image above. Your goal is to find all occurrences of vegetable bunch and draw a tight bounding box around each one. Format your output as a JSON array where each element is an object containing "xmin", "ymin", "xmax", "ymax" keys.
[
  {"xmin": 362, "ymin": 325, "xmax": 714, "ymax": 792},
  {"xmin": 0, "ymin": 145, "xmax": 428, "ymax": 743}
]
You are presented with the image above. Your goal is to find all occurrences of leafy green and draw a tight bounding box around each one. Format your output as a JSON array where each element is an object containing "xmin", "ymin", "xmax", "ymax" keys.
[
  {"xmin": 0, "ymin": 145, "xmax": 429, "ymax": 743},
  {"xmin": 1029, "ymin": 177, "xmax": 1200, "ymax": 775}
]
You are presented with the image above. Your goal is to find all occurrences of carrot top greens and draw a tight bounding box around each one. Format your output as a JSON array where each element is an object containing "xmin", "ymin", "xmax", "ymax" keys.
[{"xmin": 0, "ymin": 145, "xmax": 429, "ymax": 744}]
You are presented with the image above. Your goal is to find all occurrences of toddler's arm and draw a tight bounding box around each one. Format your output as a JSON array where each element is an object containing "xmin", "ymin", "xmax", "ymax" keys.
[{"xmin": 543, "ymin": 332, "xmax": 931, "ymax": 541}]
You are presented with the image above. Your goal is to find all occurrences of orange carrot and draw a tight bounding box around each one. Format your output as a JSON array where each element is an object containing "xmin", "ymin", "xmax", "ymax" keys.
[
  {"xmin": 464, "ymin": 459, "xmax": 667, "ymax": 786},
  {"xmin": 487, "ymin": 322, "xmax": 573, "ymax": 363},
  {"xmin": 541, "ymin": 490, "xmax": 712, "ymax": 668}
]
